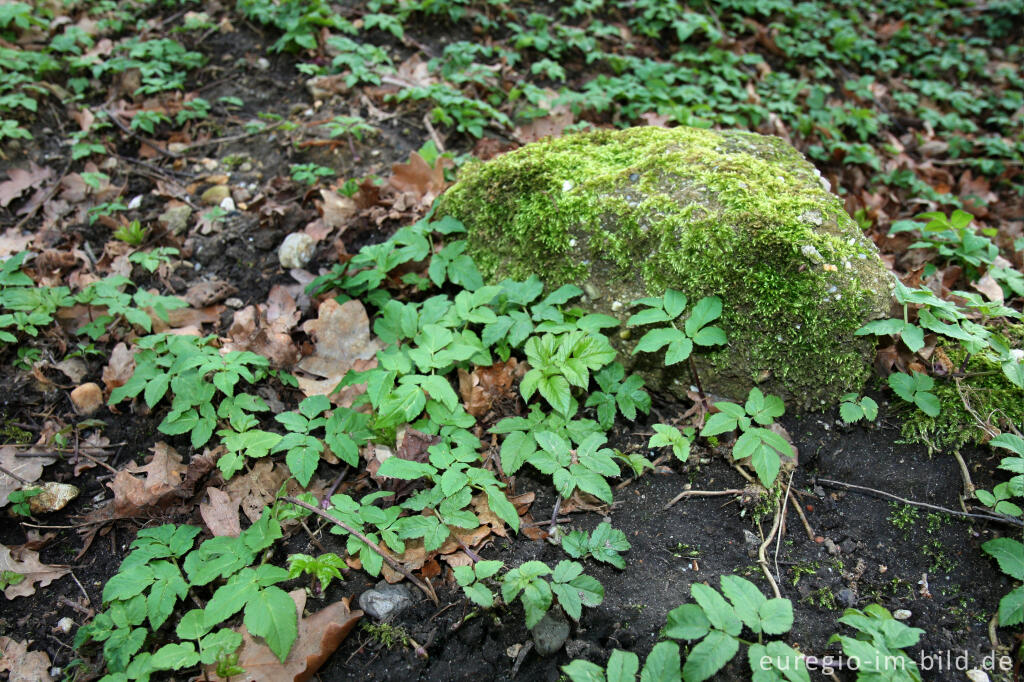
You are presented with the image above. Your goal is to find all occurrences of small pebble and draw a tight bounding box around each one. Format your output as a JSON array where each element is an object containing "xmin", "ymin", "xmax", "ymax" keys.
[
  {"xmin": 278, "ymin": 232, "xmax": 316, "ymax": 269},
  {"xmin": 836, "ymin": 588, "xmax": 857, "ymax": 607},
  {"xmin": 70, "ymin": 383, "xmax": 104, "ymax": 415},
  {"xmin": 56, "ymin": 617, "xmax": 75, "ymax": 634},
  {"xmin": 893, "ymin": 609, "xmax": 911, "ymax": 620},
  {"xmin": 219, "ymin": 196, "xmax": 236, "ymax": 212}
]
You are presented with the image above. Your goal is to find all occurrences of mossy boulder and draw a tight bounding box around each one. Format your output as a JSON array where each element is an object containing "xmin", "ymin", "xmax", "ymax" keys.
[{"xmin": 440, "ymin": 126, "xmax": 893, "ymax": 408}]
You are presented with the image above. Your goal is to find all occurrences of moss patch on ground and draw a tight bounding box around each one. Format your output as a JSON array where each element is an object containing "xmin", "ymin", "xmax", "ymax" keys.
[
  {"xmin": 900, "ymin": 335, "xmax": 1024, "ymax": 451},
  {"xmin": 441, "ymin": 126, "xmax": 893, "ymax": 407}
]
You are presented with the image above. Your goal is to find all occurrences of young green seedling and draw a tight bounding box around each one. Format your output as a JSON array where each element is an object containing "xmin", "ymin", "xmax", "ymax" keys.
[{"xmin": 700, "ymin": 388, "xmax": 795, "ymax": 487}]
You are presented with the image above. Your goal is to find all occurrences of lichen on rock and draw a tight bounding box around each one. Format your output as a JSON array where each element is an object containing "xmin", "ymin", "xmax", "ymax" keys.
[{"xmin": 440, "ymin": 126, "xmax": 894, "ymax": 408}]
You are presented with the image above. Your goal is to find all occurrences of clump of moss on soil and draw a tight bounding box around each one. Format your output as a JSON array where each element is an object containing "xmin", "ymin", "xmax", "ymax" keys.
[
  {"xmin": 441, "ymin": 126, "xmax": 893, "ymax": 407},
  {"xmin": 900, "ymin": 331, "xmax": 1024, "ymax": 451}
]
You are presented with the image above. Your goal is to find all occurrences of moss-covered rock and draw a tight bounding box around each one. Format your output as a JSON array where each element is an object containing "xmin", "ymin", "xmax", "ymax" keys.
[{"xmin": 440, "ymin": 126, "xmax": 893, "ymax": 408}]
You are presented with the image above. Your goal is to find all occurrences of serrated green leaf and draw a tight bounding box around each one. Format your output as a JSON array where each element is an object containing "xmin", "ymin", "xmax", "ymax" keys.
[
  {"xmin": 690, "ymin": 583, "xmax": 742, "ymax": 636},
  {"xmin": 150, "ymin": 642, "xmax": 199, "ymax": 671},
  {"xmin": 244, "ymin": 585, "xmax": 298, "ymax": 662},
  {"xmin": 681, "ymin": 630, "xmax": 738, "ymax": 682},
  {"xmin": 562, "ymin": 659, "xmax": 607, "ymax": 682},
  {"xmin": 758, "ymin": 598, "xmax": 794, "ymax": 635},
  {"xmin": 634, "ymin": 327, "xmax": 686, "ymax": 354},
  {"xmin": 720, "ymin": 575, "xmax": 767, "ymax": 633},
  {"xmin": 640, "ymin": 641, "xmax": 681, "ymax": 682},
  {"xmin": 999, "ymin": 585, "xmax": 1024, "ymax": 626},
  {"xmin": 983, "ymin": 537, "xmax": 1024, "ymax": 580},
  {"xmin": 664, "ymin": 603, "xmax": 710, "ymax": 641},
  {"xmin": 685, "ymin": 297, "xmax": 723, "ymax": 336}
]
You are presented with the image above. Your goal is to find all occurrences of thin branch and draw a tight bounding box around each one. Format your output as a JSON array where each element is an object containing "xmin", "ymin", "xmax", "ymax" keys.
[
  {"xmin": 663, "ymin": 488, "xmax": 744, "ymax": 510},
  {"xmin": 817, "ymin": 478, "xmax": 1024, "ymax": 527},
  {"xmin": 282, "ymin": 496, "xmax": 438, "ymax": 603}
]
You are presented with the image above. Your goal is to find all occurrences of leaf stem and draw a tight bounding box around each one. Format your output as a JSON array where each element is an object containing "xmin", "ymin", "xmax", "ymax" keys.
[{"xmin": 282, "ymin": 495, "xmax": 438, "ymax": 603}]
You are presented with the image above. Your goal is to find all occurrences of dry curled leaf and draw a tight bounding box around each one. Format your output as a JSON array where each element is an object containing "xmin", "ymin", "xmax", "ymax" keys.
[
  {"xmin": 295, "ymin": 298, "xmax": 378, "ymax": 401},
  {"xmin": 0, "ymin": 545, "xmax": 70, "ymax": 599},
  {"xmin": 199, "ymin": 486, "xmax": 241, "ymax": 537},
  {"xmin": 107, "ymin": 442, "xmax": 188, "ymax": 516},
  {"xmin": 0, "ymin": 163, "xmax": 54, "ymax": 208},
  {"xmin": 0, "ymin": 446, "xmax": 53, "ymax": 507},
  {"xmin": 0, "ymin": 637, "xmax": 53, "ymax": 682}
]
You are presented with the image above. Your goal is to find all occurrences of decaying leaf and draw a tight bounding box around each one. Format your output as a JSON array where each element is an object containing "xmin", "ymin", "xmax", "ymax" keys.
[
  {"xmin": 0, "ymin": 545, "xmax": 70, "ymax": 599},
  {"xmin": 295, "ymin": 299, "xmax": 379, "ymax": 401},
  {"xmin": 107, "ymin": 442, "xmax": 188, "ymax": 516},
  {"xmin": 206, "ymin": 590, "xmax": 361, "ymax": 682},
  {"xmin": 225, "ymin": 459, "xmax": 288, "ymax": 524},
  {"xmin": 24, "ymin": 482, "xmax": 79, "ymax": 514},
  {"xmin": 457, "ymin": 359, "xmax": 522, "ymax": 417},
  {"xmin": 0, "ymin": 637, "xmax": 53, "ymax": 682},
  {"xmin": 0, "ymin": 163, "xmax": 54, "ymax": 208},
  {"xmin": 199, "ymin": 486, "xmax": 241, "ymax": 537},
  {"xmin": 226, "ymin": 285, "xmax": 301, "ymax": 368},
  {"xmin": 388, "ymin": 152, "xmax": 449, "ymax": 206},
  {"xmin": 0, "ymin": 446, "xmax": 53, "ymax": 507},
  {"xmin": 318, "ymin": 188, "xmax": 357, "ymax": 231}
]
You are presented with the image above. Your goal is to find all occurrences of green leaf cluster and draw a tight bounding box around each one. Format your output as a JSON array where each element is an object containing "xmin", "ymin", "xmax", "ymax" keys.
[
  {"xmin": 628, "ymin": 291, "xmax": 727, "ymax": 366},
  {"xmin": 75, "ymin": 512, "xmax": 295, "ymax": 681},
  {"xmin": 561, "ymin": 522, "xmax": 631, "ymax": 569},
  {"xmin": 828, "ymin": 604, "xmax": 923, "ymax": 681},
  {"xmin": 501, "ymin": 560, "xmax": 603, "ymax": 629},
  {"xmin": 109, "ymin": 334, "xmax": 272, "ymax": 450},
  {"xmin": 286, "ymin": 552, "xmax": 345, "ymax": 592},
  {"xmin": 837, "ymin": 393, "xmax": 879, "ymax": 424},
  {"xmin": 887, "ymin": 372, "xmax": 940, "ymax": 418},
  {"xmin": 700, "ymin": 388, "xmax": 794, "ymax": 487},
  {"xmin": 452, "ymin": 559, "xmax": 503, "ymax": 608}
]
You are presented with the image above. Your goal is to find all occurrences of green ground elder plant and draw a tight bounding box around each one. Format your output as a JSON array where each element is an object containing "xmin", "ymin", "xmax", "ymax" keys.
[
  {"xmin": 700, "ymin": 388, "xmax": 795, "ymax": 487},
  {"xmin": 501, "ymin": 560, "xmax": 603, "ymax": 629}
]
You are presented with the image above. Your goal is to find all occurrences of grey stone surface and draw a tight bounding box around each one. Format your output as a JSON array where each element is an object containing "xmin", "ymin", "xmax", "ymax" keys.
[
  {"xmin": 530, "ymin": 611, "xmax": 570, "ymax": 656},
  {"xmin": 358, "ymin": 582, "xmax": 414, "ymax": 621}
]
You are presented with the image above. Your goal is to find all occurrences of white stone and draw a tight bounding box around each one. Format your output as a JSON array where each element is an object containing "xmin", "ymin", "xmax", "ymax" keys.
[
  {"xmin": 278, "ymin": 233, "xmax": 316, "ymax": 269},
  {"xmin": 219, "ymin": 196, "xmax": 236, "ymax": 212}
]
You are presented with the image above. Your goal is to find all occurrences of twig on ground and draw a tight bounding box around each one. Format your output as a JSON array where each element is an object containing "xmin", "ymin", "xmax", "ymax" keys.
[
  {"xmin": 757, "ymin": 504, "xmax": 783, "ymax": 599},
  {"xmin": 423, "ymin": 113, "xmax": 445, "ymax": 154},
  {"xmin": 282, "ymin": 495, "xmax": 438, "ymax": 603},
  {"xmin": 817, "ymin": 477, "xmax": 1024, "ymax": 527},
  {"xmin": 0, "ymin": 464, "xmax": 31, "ymax": 484},
  {"xmin": 101, "ymin": 108, "xmax": 182, "ymax": 159},
  {"xmin": 663, "ymin": 488, "xmax": 744, "ymax": 510}
]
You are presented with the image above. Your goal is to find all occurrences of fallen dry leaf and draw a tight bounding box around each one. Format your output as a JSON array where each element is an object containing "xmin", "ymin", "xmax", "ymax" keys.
[
  {"xmin": 199, "ymin": 486, "xmax": 241, "ymax": 537},
  {"xmin": 226, "ymin": 284, "xmax": 301, "ymax": 368},
  {"xmin": 295, "ymin": 299, "xmax": 379, "ymax": 400},
  {"xmin": 101, "ymin": 342, "xmax": 135, "ymax": 393},
  {"xmin": 0, "ymin": 637, "xmax": 53, "ymax": 682},
  {"xmin": 318, "ymin": 188, "xmax": 357, "ymax": 231},
  {"xmin": 971, "ymin": 272, "xmax": 1004, "ymax": 303},
  {"xmin": 458, "ymin": 359, "xmax": 522, "ymax": 417},
  {"xmin": 225, "ymin": 459, "xmax": 289, "ymax": 524},
  {"xmin": 206, "ymin": 590, "xmax": 361, "ymax": 682},
  {"xmin": 185, "ymin": 278, "xmax": 237, "ymax": 307},
  {"xmin": 388, "ymin": 152, "xmax": 448, "ymax": 206},
  {"xmin": 107, "ymin": 442, "xmax": 188, "ymax": 516},
  {"xmin": 0, "ymin": 446, "xmax": 54, "ymax": 506},
  {"xmin": 0, "ymin": 163, "xmax": 54, "ymax": 208},
  {"xmin": 0, "ymin": 545, "xmax": 70, "ymax": 599},
  {"xmin": 0, "ymin": 228, "xmax": 34, "ymax": 258}
]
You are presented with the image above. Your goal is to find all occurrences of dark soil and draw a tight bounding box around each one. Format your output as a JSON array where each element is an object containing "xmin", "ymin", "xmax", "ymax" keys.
[{"xmin": 0, "ymin": 9, "xmax": 1017, "ymax": 682}]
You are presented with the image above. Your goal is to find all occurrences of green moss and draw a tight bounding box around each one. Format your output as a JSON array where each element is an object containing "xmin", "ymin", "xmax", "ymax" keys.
[
  {"xmin": 899, "ymin": 338, "xmax": 1024, "ymax": 451},
  {"xmin": 0, "ymin": 416, "xmax": 32, "ymax": 444},
  {"xmin": 441, "ymin": 126, "xmax": 892, "ymax": 407}
]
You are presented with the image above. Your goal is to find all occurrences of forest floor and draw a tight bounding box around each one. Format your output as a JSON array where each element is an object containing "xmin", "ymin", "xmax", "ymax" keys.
[{"xmin": 0, "ymin": 1, "xmax": 1022, "ymax": 681}]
